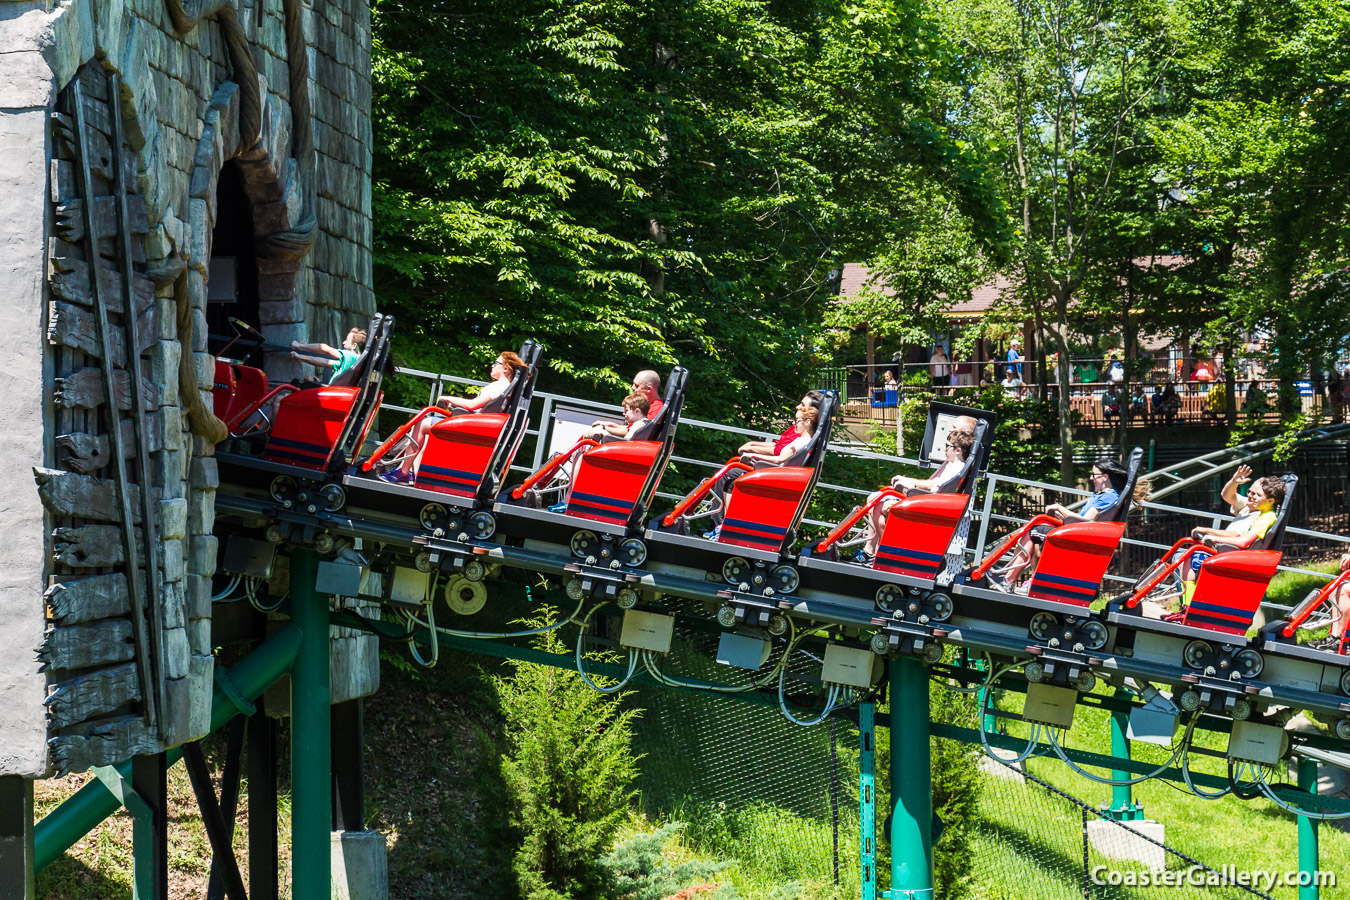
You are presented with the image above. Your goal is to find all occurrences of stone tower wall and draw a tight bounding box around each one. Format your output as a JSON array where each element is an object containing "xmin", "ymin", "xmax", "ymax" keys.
[{"xmin": 0, "ymin": 0, "xmax": 377, "ymax": 777}]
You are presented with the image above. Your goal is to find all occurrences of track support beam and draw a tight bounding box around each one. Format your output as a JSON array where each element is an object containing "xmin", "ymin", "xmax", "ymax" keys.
[
  {"xmin": 1298, "ymin": 758, "xmax": 1320, "ymax": 900},
  {"xmin": 889, "ymin": 657, "xmax": 933, "ymax": 898},
  {"xmin": 291, "ymin": 547, "xmax": 332, "ymax": 900},
  {"xmin": 1105, "ymin": 688, "xmax": 1144, "ymax": 821}
]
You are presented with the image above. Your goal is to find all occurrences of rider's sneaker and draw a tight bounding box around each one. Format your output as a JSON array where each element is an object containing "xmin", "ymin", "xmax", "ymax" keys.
[
  {"xmin": 703, "ymin": 526, "xmax": 722, "ymax": 540},
  {"xmin": 1309, "ymin": 635, "xmax": 1342, "ymax": 652},
  {"xmin": 379, "ymin": 469, "xmax": 412, "ymax": 484},
  {"xmin": 548, "ymin": 502, "xmax": 567, "ymax": 513},
  {"xmin": 985, "ymin": 573, "xmax": 1011, "ymax": 592},
  {"xmin": 1014, "ymin": 581, "xmax": 1030, "ymax": 595},
  {"xmin": 853, "ymin": 550, "xmax": 875, "ymax": 566}
]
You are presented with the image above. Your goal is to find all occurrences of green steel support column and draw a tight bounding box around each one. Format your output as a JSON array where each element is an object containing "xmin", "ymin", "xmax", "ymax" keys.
[
  {"xmin": 859, "ymin": 701, "xmax": 877, "ymax": 900},
  {"xmin": 35, "ymin": 624, "xmax": 302, "ymax": 871},
  {"xmin": 889, "ymin": 657, "xmax": 933, "ymax": 899},
  {"xmin": 290, "ymin": 548, "xmax": 332, "ymax": 900},
  {"xmin": 1297, "ymin": 759, "xmax": 1320, "ymax": 900},
  {"xmin": 975, "ymin": 657, "xmax": 998, "ymax": 735},
  {"xmin": 1105, "ymin": 689, "xmax": 1144, "ymax": 821}
]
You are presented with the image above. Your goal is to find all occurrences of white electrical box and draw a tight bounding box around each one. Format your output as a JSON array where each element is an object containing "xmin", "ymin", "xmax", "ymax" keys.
[
  {"xmin": 389, "ymin": 567, "xmax": 430, "ymax": 606},
  {"xmin": 620, "ymin": 610, "xmax": 675, "ymax": 654},
  {"xmin": 821, "ymin": 643, "xmax": 881, "ymax": 689},
  {"xmin": 1024, "ymin": 682, "xmax": 1078, "ymax": 729},
  {"xmin": 1228, "ymin": 720, "xmax": 1289, "ymax": 767},
  {"xmin": 717, "ymin": 632, "xmax": 772, "ymax": 670}
]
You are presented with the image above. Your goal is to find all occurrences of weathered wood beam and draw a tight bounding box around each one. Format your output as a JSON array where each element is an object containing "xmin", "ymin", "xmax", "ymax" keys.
[
  {"xmin": 49, "ymin": 299, "xmax": 154, "ymax": 365},
  {"xmin": 49, "ymin": 716, "xmax": 159, "ymax": 775},
  {"xmin": 53, "ymin": 367, "xmax": 149, "ymax": 411},
  {"xmin": 52, "ymin": 524, "xmax": 144, "ymax": 568},
  {"xmin": 39, "ymin": 620, "xmax": 136, "ymax": 671},
  {"xmin": 45, "ymin": 662, "xmax": 141, "ymax": 728},
  {"xmin": 109, "ymin": 69, "xmax": 168, "ymax": 738},
  {"xmin": 54, "ymin": 196, "xmax": 148, "ymax": 243},
  {"xmin": 45, "ymin": 573, "xmax": 132, "ymax": 625},
  {"xmin": 55, "ymin": 431, "xmax": 112, "ymax": 473},
  {"xmin": 34, "ymin": 468, "xmax": 141, "ymax": 523},
  {"xmin": 49, "ymin": 250, "xmax": 154, "ymax": 315}
]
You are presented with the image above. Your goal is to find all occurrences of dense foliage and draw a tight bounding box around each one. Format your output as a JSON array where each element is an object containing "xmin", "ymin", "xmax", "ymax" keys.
[{"xmin": 372, "ymin": 0, "xmax": 1008, "ymax": 425}]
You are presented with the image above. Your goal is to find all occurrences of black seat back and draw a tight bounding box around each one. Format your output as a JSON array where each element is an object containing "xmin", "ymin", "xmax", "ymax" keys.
[
  {"xmin": 330, "ymin": 314, "xmax": 393, "ymax": 471},
  {"xmin": 478, "ymin": 340, "xmax": 543, "ymax": 501},
  {"xmin": 1253, "ymin": 474, "xmax": 1298, "ymax": 552},
  {"xmin": 625, "ymin": 367, "xmax": 688, "ymax": 528},
  {"xmin": 1095, "ymin": 446, "xmax": 1145, "ymax": 524}
]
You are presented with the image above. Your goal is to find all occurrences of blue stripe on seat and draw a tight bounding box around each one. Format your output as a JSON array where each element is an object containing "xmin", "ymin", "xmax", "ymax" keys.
[
  {"xmin": 1031, "ymin": 571, "xmax": 1103, "ymax": 591},
  {"xmin": 1187, "ymin": 599, "xmax": 1249, "ymax": 619},
  {"xmin": 264, "ymin": 447, "xmax": 327, "ymax": 465},
  {"xmin": 568, "ymin": 500, "xmax": 628, "ymax": 522},
  {"xmin": 1029, "ymin": 582, "xmax": 1097, "ymax": 601},
  {"xmin": 1184, "ymin": 611, "xmax": 1247, "ymax": 630},
  {"xmin": 420, "ymin": 463, "xmax": 485, "ymax": 481},
  {"xmin": 877, "ymin": 545, "xmax": 944, "ymax": 563},
  {"xmin": 267, "ymin": 436, "xmax": 330, "ymax": 453},
  {"xmin": 720, "ymin": 528, "xmax": 782, "ymax": 548},
  {"xmin": 877, "ymin": 556, "xmax": 939, "ymax": 573},
  {"xmin": 418, "ymin": 471, "xmax": 479, "ymax": 487},
  {"xmin": 570, "ymin": 491, "xmax": 634, "ymax": 510},
  {"xmin": 723, "ymin": 518, "xmax": 787, "ymax": 536}
]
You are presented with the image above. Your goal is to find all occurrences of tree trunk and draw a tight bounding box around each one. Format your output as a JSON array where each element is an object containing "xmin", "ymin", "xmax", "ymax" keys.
[{"xmin": 1054, "ymin": 290, "xmax": 1075, "ymax": 485}]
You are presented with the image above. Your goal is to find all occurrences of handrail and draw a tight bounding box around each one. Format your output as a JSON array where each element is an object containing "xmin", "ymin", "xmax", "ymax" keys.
[
  {"xmin": 511, "ymin": 437, "xmax": 598, "ymax": 500},
  {"xmin": 1124, "ymin": 540, "xmax": 1206, "ymax": 608},
  {"xmin": 816, "ymin": 489, "xmax": 904, "ymax": 553},
  {"xmin": 359, "ymin": 407, "xmax": 441, "ymax": 472},
  {"xmin": 1282, "ymin": 568, "xmax": 1350, "ymax": 637},
  {"xmin": 662, "ymin": 457, "xmax": 752, "ymax": 527},
  {"xmin": 970, "ymin": 514, "xmax": 1063, "ymax": 581},
  {"xmin": 387, "ymin": 365, "xmax": 1350, "ymax": 589},
  {"xmin": 224, "ymin": 383, "xmax": 300, "ymax": 432}
]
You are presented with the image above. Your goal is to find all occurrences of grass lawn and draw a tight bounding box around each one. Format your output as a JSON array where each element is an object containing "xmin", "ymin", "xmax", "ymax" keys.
[{"xmin": 968, "ymin": 690, "xmax": 1350, "ymax": 900}]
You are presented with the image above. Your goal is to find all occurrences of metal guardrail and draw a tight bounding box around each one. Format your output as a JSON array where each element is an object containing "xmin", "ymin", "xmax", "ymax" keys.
[{"xmin": 388, "ymin": 366, "xmax": 1349, "ymax": 604}]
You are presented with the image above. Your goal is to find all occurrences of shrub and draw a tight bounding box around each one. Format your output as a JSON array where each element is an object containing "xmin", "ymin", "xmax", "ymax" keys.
[{"xmin": 495, "ymin": 616, "xmax": 642, "ymax": 899}]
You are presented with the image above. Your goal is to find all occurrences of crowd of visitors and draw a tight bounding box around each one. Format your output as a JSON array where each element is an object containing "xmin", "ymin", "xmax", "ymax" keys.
[{"xmin": 853, "ymin": 337, "xmax": 1350, "ymax": 427}]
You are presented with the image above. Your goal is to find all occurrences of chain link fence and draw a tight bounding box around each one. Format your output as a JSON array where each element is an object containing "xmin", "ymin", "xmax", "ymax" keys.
[{"xmin": 615, "ymin": 615, "xmax": 1320, "ymax": 900}]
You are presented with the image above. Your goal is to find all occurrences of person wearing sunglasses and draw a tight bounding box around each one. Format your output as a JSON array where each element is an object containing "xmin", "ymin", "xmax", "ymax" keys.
[{"xmin": 381, "ymin": 351, "xmax": 524, "ymax": 483}]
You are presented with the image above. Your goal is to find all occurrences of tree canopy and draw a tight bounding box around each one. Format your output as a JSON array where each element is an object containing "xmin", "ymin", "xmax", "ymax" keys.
[
  {"xmin": 372, "ymin": 0, "xmax": 1009, "ymax": 424},
  {"xmin": 373, "ymin": 0, "xmax": 1350, "ymax": 457}
]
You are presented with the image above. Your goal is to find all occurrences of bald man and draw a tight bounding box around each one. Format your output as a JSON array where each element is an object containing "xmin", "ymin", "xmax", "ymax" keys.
[{"xmin": 597, "ymin": 370, "xmax": 664, "ymax": 438}]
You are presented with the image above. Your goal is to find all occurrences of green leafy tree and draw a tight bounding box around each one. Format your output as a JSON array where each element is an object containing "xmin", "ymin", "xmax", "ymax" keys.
[
  {"xmin": 373, "ymin": 0, "xmax": 1009, "ymax": 426},
  {"xmin": 495, "ymin": 618, "xmax": 641, "ymax": 899}
]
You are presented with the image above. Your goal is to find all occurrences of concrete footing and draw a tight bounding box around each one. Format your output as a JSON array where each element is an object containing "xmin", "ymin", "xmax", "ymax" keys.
[
  {"xmin": 0, "ymin": 776, "xmax": 35, "ymax": 900},
  {"xmin": 331, "ymin": 830, "xmax": 389, "ymax": 900},
  {"xmin": 1087, "ymin": 818, "xmax": 1166, "ymax": 871}
]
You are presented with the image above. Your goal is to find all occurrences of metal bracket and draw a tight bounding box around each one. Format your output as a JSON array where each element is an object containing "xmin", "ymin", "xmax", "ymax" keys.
[{"xmin": 91, "ymin": 766, "xmax": 151, "ymax": 821}]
